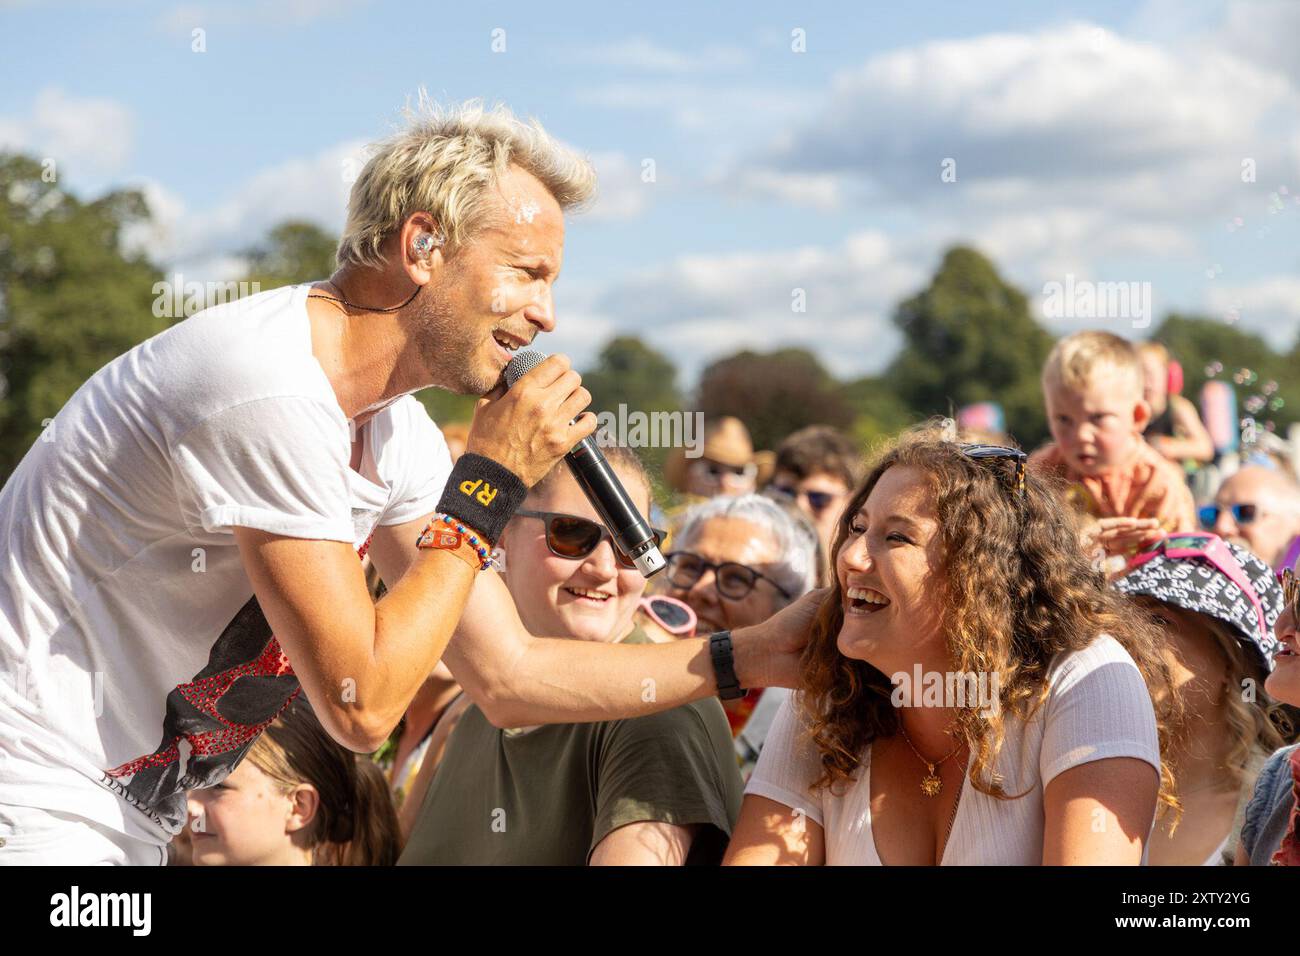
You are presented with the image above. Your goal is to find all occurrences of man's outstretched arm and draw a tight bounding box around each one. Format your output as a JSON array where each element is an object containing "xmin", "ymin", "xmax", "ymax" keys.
[{"xmin": 368, "ymin": 511, "xmax": 824, "ymax": 730}]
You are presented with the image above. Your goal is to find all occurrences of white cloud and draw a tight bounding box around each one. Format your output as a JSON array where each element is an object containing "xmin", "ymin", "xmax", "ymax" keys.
[
  {"xmin": 757, "ymin": 22, "xmax": 1294, "ymax": 217},
  {"xmin": 723, "ymin": 19, "xmax": 1300, "ymax": 311},
  {"xmin": 574, "ymin": 82, "xmax": 809, "ymax": 134},
  {"xmin": 1221, "ymin": 0, "xmax": 1300, "ymax": 89},
  {"xmin": 1206, "ymin": 276, "xmax": 1300, "ymax": 348},
  {"xmin": 0, "ymin": 87, "xmax": 134, "ymax": 183},
  {"xmin": 727, "ymin": 169, "xmax": 844, "ymax": 210},
  {"xmin": 573, "ymin": 36, "xmax": 752, "ymax": 74},
  {"xmin": 557, "ymin": 231, "xmax": 925, "ymax": 383},
  {"xmin": 159, "ymin": 0, "xmax": 364, "ymax": 31},
  {"xmin": 121, "ymin": 139, "xmax": 366, "ymax": 273},
  {"xmin": 584, "ymin": 151, "xmax": 652, "ymax": 221}
]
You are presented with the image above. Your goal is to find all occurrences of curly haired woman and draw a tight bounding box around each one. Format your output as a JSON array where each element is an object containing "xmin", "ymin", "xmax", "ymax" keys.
[{"xmin": 724, "ymin": 429, "xmax": 1179, "ymax": 865}]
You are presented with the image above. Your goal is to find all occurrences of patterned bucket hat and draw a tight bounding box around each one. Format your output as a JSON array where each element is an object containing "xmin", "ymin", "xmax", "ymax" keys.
[{"xmin": 1114, "ymin": 537, "xmax": 1282, "ymax": 675}]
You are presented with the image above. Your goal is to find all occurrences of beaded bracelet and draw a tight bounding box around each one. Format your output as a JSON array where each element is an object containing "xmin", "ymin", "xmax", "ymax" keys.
[{"xmin": 415, "ymin": 513, "xmax": 493, "ymax": 571}]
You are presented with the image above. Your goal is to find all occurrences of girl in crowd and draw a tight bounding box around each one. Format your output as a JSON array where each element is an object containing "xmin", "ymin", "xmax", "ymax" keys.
[
  {"xmin": 1113, "ymin": 535, "xmax": 1285, "ymax": 864},
  {"xmin": 1237, "ymin": 566, "xmax": 1300, "ymax": 865},
  {"xmin": 725, "ymin": 430, "xmax": 1178, "ymax": 865},
  {"xmin": 185, "ymin": 696, "xmax": 400, "ymax": 865}
]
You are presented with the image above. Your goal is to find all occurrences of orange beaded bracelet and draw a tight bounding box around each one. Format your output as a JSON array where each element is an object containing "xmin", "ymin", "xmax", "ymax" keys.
[{"xmin": 415, "ymin": 514, "xmax": 493, "ymax": 571}]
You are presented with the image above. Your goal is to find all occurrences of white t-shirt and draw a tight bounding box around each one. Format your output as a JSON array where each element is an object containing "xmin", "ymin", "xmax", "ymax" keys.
[
  {"xmin": 0, "ymin": 283, "xmax": 452, "ymax": 845},
  {"xmin": 746, "ymin": 634, "xmax": 1161, "ymax": 865}
]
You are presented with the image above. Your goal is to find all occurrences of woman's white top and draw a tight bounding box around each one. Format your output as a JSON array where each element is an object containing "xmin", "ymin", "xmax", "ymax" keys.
[{"xmin": 746, "ymin": 634, "xmax": 1162, "ymax": 865}]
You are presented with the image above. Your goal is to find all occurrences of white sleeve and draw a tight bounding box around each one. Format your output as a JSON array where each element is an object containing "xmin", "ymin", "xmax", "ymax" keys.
[
  {"xmin": 379, "ymin": 398, "xmax": 453, "ymax": 527},
  {"xmin": 744, "ymin": 694, "xmax": 825, "ymax": 826},
  {"xmin": 1039, "ymin": 634, "xmax": 1162, "ymax": 788},
  {"xmin": 169, "ymin": 396, "xmax": 354, "ymax": 540}
]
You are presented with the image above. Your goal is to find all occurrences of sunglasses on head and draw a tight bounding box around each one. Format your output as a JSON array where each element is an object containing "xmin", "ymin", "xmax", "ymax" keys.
[
  {"xmin": 665, "ymin": 551, "xmax": 793, "ymax": 601},
  {"xmin": 515, "ymin": 510, "xmax": 666, "ymax": 572},
  {"xmin": 959, "ymin": 443, "xmax": 1028, "ymax": 499},
  {"xmin": 1199, "ymin": 503, "xmax": 1259, "ymax": 528},
  {"xmin": 1129, "ymin": 532, "xmax": 1268, "ymax": 638},
  {"xmin": 770, "ymin": 483, "xmax": 841, "ymax": 515}
]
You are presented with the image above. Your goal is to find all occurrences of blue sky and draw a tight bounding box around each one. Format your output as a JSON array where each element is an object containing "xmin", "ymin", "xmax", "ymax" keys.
[{"xmin": 3, "ymin": 0, "xmax": 1298, "ymax": 386}]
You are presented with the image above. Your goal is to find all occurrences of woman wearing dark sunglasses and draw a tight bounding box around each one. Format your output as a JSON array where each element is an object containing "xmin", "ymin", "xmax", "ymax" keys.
[
  {"xmin": 399, "ymin": 447, "xmax": 744, "ymax": 865},
  {"xmin": 726, "ymin": 427, "xmax": 1177, "ymax": 865}
]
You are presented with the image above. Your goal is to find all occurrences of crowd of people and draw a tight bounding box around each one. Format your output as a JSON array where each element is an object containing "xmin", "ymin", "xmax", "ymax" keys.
[
  {"xmin": 4, "ymin": 100, "xmax": 1298, "ymax": 869},
  {"xmin": 160, "ymin": 330, "xmax": 1300, "ymax": 867}
]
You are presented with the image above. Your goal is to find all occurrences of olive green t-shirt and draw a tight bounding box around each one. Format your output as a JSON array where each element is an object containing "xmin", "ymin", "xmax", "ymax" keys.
[{"xmin": 398, "ymin": 629, "xmax": 743, "ymax": 865}]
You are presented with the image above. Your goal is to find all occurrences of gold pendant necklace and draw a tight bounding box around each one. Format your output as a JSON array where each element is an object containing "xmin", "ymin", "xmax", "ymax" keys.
[{"xmin": 898, "ymin": 725, "xmax": 963, "ymax": 798}]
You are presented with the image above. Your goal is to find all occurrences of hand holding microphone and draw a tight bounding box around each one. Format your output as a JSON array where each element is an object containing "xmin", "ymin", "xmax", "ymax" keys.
[
  {"xmin": 504, "ymin": 350, "xmax": 664, "ymax": 577},
  {"xmin": 466, "ymin": 352, "xmax": 598, "ymax": 488},
  {"xmin": 446, "ymin": 350, "xmax": 663, "ymax": 577}
]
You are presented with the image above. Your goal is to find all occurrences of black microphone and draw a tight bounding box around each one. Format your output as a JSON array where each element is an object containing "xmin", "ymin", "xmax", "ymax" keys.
[{"xmin": 505, "ymin": 350, "xmax": 666, "ymax": 578}]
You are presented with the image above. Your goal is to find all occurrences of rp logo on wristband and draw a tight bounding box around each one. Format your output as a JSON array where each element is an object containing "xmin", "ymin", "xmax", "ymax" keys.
[{"xmin": 458, "ymin": 478, "xmax": 498, "ymax": 506}]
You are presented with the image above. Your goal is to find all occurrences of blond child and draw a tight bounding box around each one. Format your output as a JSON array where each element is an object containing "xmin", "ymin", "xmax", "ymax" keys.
[{"xmin": 1030, "ymin": 331, "xmax": 1196, "ymax": 562}]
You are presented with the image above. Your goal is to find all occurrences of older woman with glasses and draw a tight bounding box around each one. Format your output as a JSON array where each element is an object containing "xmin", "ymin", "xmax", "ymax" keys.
[{"xmin": 665, "ymin": 495, "xmax": 819, "ymax": 764}]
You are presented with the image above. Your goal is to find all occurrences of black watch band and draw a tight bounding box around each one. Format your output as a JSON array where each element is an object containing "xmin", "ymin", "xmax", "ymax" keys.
[{"xmin": 709, "ymin": 630, "xmax": 745, "ymax": 700}]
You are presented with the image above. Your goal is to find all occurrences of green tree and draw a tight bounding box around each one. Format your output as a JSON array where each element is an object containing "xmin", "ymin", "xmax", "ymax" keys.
[
  {"xmin": 1151, "ymin": 313, "xmax": 1298, "ymax": 436},
  {"xmin": 416, "ymin": 387, "xmax": 479, "ymax": 432},
  {"xmin": 579, "ymin": 337, "xmax": 683, "ymax": 502},
  {"xmin": 0, "ymin": 153, "xmax": 166, "ymax": 480},
  {"xmin": 582, "ymin": 336, "xmax": 682, "ymax": 416},
  {"xmin": 885, "ymin": 246, "xmax": 1053, "ymax": 447},
  {"xmin": 839, "ymin": 375, "xmax": 918, "ymax": 453},
  {"xmin": 242, "ymin": 220, "xmax": 338, "ymax": 290},
  {"xmin": 696, "ymin": 348, "xmax": 853, "ymax": 451}
]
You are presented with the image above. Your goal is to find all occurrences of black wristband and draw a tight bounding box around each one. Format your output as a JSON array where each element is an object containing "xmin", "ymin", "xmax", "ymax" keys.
[
  {"xmin": 709, "ymin": 630, "xmax": 745, "ymax": 700},
  {"xmin": 434, "ymin": 453, "xmax": 528, "ymax": 547}
]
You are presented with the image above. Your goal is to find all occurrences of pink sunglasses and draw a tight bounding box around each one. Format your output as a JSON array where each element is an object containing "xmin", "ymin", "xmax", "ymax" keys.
[
  {"xmin": 638, "ymin": 595, "xmax": 697, "ymax": 636},
  {"xmin": 1128, "ymin": 532, "xmax": 1267, "ymax": 637}
]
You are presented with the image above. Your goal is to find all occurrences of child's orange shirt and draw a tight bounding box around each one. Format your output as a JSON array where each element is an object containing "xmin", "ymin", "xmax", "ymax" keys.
[{"xmin": 1029, "ymin": 439, "xmax": 1196, "ymax": 532}]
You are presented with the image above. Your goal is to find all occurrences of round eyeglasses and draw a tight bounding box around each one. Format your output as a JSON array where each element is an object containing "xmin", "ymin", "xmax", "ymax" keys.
[{"xmin": 664, "ymin": 551, "xmax": 792, "ymax": 601}]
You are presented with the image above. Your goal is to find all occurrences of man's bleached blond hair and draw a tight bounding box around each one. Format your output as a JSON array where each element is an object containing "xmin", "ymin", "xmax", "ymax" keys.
[
  {"xmin": 337, "ymin": 94, "xmax": 597, "ymax": 269},
  {"xmin": 1042, "ymin": 330, "xmax": 1144, "ymax": 401}
]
